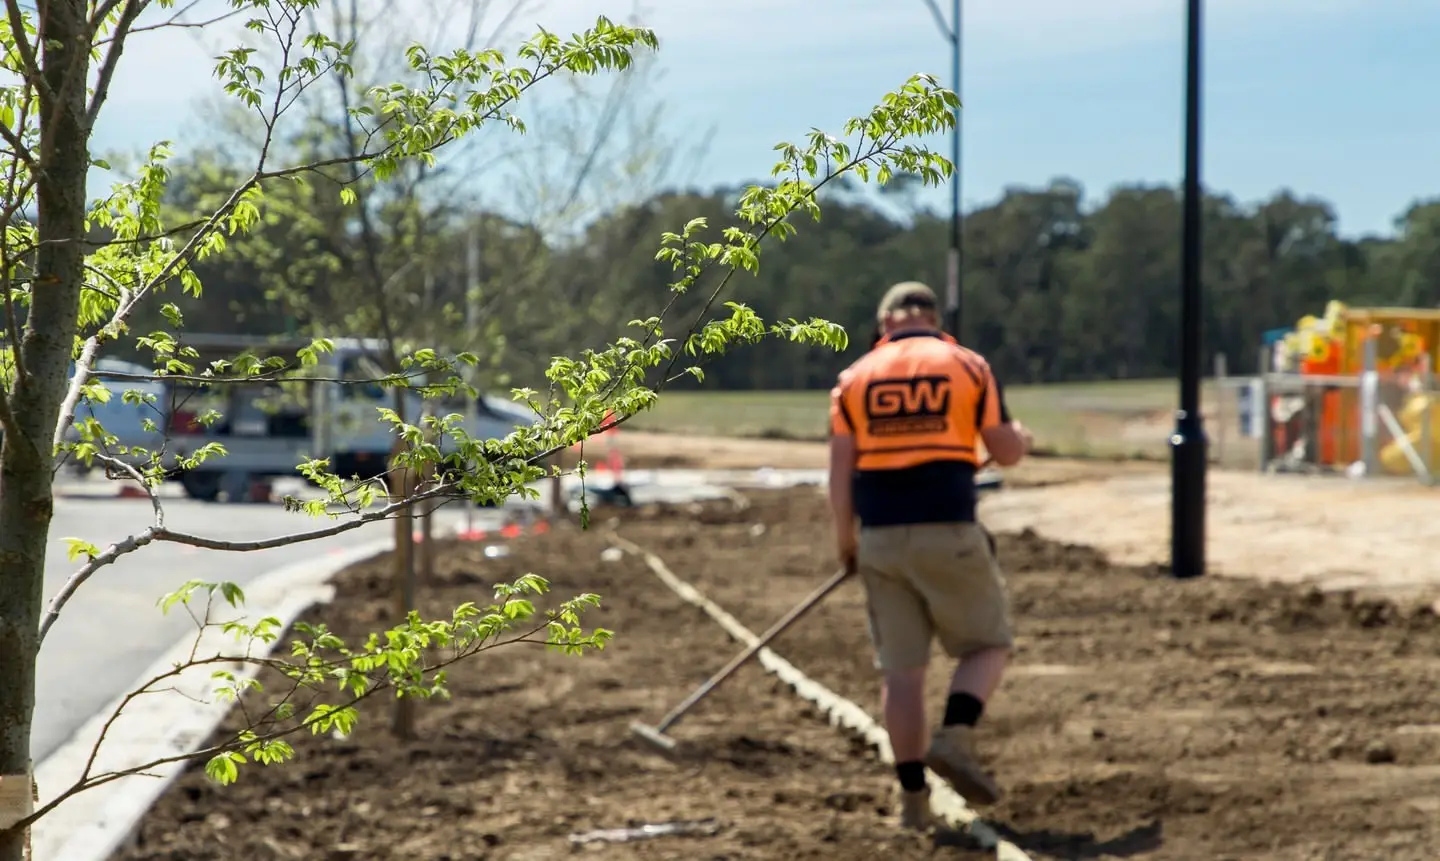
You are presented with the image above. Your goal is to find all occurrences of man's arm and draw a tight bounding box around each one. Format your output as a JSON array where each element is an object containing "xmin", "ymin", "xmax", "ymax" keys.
[
  {"xmin": 829, "ymin": 434, "xmax": 857, "ymax": 532},
  {"xmin": 827, "ymin": 380, "xmax": 859, "ymax": 563},
  {"xmin": 977, "ymin": 364, "xmax": 1031, "ymax": 467}
]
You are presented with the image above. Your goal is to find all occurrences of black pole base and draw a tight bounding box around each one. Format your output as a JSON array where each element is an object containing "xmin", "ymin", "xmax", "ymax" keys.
[{"xmin": 1169, "ymin": 409, "xmax": 1207, "ymax": 579}]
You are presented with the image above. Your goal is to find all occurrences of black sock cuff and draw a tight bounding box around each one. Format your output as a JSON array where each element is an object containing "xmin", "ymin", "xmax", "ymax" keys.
[
  {"xmin": 895, "ymin": 760, "xmax": 927, "ymax": 792},
  {"xmin": 943, "ymin": 692, "xmax": 985, "ymax": 726}
]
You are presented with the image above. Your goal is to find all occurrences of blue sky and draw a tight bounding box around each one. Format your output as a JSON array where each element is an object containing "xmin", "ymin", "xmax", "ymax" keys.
[{"xmin": 92, "ymin": 0, "xmax": 1440, "ymax": 239}]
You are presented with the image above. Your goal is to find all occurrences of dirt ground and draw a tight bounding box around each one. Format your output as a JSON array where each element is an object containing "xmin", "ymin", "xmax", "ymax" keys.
[
  {"xmin": 979, "ymin": 466, "xmax": 1440, "ymax": 608},
  {"xmin": 113, "ymin": 484, "xmax": 1439, "ymax": 861},
  {"xmin": 620, "ymin": 432, "xmax": 1440, "ymax": 606},
  {"xmin": 611, "ymin": 430, "xmax": 1144, "ymax": 487},
  {"xmin": 602, "ymin": 430, "xmax": 831, "ymax": 471}
]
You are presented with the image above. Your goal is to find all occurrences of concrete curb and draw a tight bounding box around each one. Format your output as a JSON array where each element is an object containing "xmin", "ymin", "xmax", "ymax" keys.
[
  {"xmin": 29, "ymin": 532, "xmax": 411, "ymax": 861},
  {"xmin": 609, "ymin": 534, "xmax": 1033, "ymax": 861}
]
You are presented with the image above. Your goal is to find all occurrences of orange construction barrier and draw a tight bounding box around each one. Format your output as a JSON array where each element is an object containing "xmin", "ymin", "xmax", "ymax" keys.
[
  {"xmin": 1299, "ymin": 341, "xmax": 1341, "ymax": 465},
  {"xmin": 569, "ymin": 409, "xmax": 625, "ymax": 484}
]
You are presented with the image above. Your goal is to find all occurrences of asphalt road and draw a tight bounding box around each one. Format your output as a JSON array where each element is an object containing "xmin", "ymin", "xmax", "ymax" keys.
[
  {"xmin": 32, "ymin": 492, "xmax": 446, "ymax": 763},
  {"xmin": 31, "ymin": 469, "xmax": 802, "ymax": 765}
]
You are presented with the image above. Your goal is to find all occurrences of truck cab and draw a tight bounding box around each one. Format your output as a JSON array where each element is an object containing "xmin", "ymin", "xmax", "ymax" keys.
[
  {"xmin": 60, "ymin": 358, "xmax": 172, "ymax": 473},
  {"xmin": 160, "ymin": 334, "xmax": 540, "ymax": 501}
]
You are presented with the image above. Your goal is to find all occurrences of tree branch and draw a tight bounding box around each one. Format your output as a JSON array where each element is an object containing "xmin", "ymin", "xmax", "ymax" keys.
[
  {"xmin": 35, "ymin": 478, "xmax": 460, "ymax": 645},
  {"xmin": 2, "ymin": 0, "xmax": 46, "ymax": 98},
  {"xmin": 0, "ymin": 119, "xmax": 36, "ymax": 173},
  {"xmin": 1, "ymin": 91, "xmax": 33, "ymax": 387},
  {"xmin": 21, "ymin": 612, "xmax": 571, "ymax": 832},
  {"xmin": 52, "ymin": 335, "xmax": 105, "ymax": 452},
  {"xmin": 93, "ymin": 0, "xmax": 245, "ymax": 45},
  {"xmin": 92, "ymin": 366, "xmax": 433, "ymax": 387},
  {"xmin": 47, "ymin": 15, "xmax": 667, "ymax": 627},
  {"xmin": 98, "ymin": 451, "xmax": 166, "ymax": 526},
  {"xmin": 85, "ymin": 0, "xmax": 151, "ymax": 133},
  {"xmin": 21, "ymin": 216, "xmax": 210, "ymax": 255}
]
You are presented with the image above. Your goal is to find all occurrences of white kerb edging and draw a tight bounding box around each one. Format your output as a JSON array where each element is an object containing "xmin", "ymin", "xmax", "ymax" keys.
[
  {"xmin": 30, "ymin": 533, "xmax": 406, "ymax": 861},
  {"xmin": 608, "ymin": 534, "xmax": 1033, "ymax": 861}
]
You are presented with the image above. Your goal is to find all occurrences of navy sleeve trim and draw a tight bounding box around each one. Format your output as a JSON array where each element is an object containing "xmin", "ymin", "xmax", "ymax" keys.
[{"xmin": 993, "ymin": 371, "xmax": 1012, "ymax": 423}]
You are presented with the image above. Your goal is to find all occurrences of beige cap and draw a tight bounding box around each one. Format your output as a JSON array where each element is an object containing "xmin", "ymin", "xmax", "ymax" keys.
[{"xmin": 876, "ymin": 281, "xmax": 939, "ymax": 322}]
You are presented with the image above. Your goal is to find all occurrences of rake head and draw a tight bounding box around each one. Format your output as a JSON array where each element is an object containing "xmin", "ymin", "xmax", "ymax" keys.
[{"xmin": 629, "ymin": 720, "xmax": 679, "ymax": 754}]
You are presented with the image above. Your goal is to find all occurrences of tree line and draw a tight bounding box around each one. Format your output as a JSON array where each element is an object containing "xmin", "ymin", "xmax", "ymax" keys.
[{"xmin": 127, "ymin": 148, "xmax": 1440, "ymax": 391}]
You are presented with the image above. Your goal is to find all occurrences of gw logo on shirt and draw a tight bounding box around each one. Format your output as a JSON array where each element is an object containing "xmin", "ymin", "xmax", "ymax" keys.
[{"xmin": 865, "ymin": 375, "xmax": 951, "ymax": 435}]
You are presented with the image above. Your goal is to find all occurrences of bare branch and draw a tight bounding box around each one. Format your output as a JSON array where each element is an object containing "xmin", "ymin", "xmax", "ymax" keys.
[
  {"xmin": 1, "ymin": 93, "xmax": 34, "ymax": 388},
  {"xmin": 97, "ymin": 451, "xmax": 166, "ymax": 525},
  {"xmin": 77, "ymin": 654, "xmax": 254, "ymax": 789},
  {"xmin": 0, "ymin": 120, "xmax": 36, "ymax": 172},
  {"xmin": 0, "ymin": 374, "xmax": 21, "ymax": 440},
  {"xmin": 3, "ymin": 0, "xmax": 46, "ymax": 97},
  {"xmin": 37, "ymin": 451, "xmax": 170, "ymax": 634},
  {"xmin": 94, "ymin": 0, "xmax": 246, "ymax": 45},
  {"xmin": 556, "ymin": 63, "xmax": 632, "ymax": 214},
  {"xmin": 80, "ymin": 262, "xmax": 131, "ymax": 299},
  {"xmin": 85, "ymin": 0, "xmax": 152, "ymax": 132},
  {"xmin": 52, "ymin": 335, "xmax": 105, "ymax": 452},
  {"xmin": 21, "ymin": 613, "xmax": 569, "ymax": 831},
  {"xmin": 92, "ymin": 366, "xmax": 434, "ymax": 387},
  {"xmin": 22, "ymin": 216, "xmax": 211, "ymax": 256},
  {"xmin": 35, "ymin": 478, "xmax": 462, "ymax": 645},
  {"xmin": 88, "ymin": 0, "xmax": 127, "ymax": 30}
]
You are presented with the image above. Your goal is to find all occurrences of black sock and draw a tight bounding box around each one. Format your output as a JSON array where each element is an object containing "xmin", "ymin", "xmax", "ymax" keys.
[
  {"xmin": 943, "ymin": 692, "xmax": 984, "ymax": 727},
  {"xmin": 895, "ymin": 760, "xmax": 927, "ymax": 792}
]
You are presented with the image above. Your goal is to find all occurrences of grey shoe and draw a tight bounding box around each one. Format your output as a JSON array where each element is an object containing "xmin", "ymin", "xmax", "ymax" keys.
[
  {"xmin": 896, "ymin": 785, "xmax": 934, "ymax": 832},
  {"xmin": 924, "ymin": 724, "xmax": 1001, "ymax": 806}
]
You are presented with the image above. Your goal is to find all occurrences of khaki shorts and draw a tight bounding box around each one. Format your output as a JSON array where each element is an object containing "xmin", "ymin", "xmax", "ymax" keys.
[{"xmin": 858, "ymin": 521, "xmax": 1013, "ymax": 671}]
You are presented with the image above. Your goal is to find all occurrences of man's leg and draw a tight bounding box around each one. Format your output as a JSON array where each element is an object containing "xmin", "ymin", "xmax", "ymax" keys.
[
  {"xmin": 858, "ymin": 527, "xmax": 935, "ymax": 829},
  {"xmin": 913, "ymin": 523, "xmax": 1014, "ymax": 805},
  {"xmin": 944, "ymin": 645, "xmax": 1008, "ymax": 730},
  {"xmin": 882, "ymin": 665, "xmax": 929, "ymax": 790}
]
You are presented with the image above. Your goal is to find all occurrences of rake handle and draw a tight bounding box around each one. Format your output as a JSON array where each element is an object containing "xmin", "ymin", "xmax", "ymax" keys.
[{"xmin": 654, "ymin": 562, "xmax": 855, "ymax": 734}]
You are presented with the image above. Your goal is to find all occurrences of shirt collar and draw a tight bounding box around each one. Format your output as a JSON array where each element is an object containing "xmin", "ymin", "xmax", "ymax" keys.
[{"xmin": 874, "ymin": 328, "xmax": 955, "ymax": 348}]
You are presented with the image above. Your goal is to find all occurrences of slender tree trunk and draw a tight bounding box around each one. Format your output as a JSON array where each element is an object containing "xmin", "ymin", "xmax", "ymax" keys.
[
  {"xmin": 387, "ymin": 391, "xmax": 417, "ymax": 740},
  {"xmin": 417, "ymin": 404, "xmax": 436, "ymax": 589},
  {"xmin": 0, "ymin": 3, "xmax": 90, "ymax": 859}
]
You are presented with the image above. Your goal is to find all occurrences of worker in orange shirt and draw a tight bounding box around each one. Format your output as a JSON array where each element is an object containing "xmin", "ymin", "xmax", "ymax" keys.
[{"xmin": 828, "ymin": 281, "xmax": 1032, "ymax": 830}]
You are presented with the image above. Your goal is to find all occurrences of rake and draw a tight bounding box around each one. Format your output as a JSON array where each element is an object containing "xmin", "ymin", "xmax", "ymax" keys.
[
  {"xmin": 630, "ymin": 460, "xmax": 1005, "ymax": 754},
  {"xmin": 629, "ymin": 560, "xmax": 856, "ymax": 754}
]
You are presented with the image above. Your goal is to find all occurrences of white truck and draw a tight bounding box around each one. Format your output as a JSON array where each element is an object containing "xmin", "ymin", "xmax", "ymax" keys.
[{"xmin": 71, "ymin": 334, "xmax": 541, "ymax": 502}]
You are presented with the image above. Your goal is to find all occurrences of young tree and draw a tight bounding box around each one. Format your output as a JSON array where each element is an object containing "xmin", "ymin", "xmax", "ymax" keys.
[{"xmin": 0, "ymin": 1, "xmax": 957, "ymax": 857}]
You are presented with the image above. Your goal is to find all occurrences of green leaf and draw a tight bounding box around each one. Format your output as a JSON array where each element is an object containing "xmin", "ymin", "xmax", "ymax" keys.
[{"xmin": 64, "ymin": 538, "xmax": 100, "ymax": 562}]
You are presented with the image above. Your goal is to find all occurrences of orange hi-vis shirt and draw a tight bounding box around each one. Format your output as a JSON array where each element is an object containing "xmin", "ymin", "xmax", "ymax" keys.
[{"xmin": 829, "ymin": 330, "xmax": 1008, "ymax": 526}]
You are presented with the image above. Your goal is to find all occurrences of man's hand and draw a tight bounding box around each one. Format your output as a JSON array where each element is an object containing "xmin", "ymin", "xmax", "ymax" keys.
[
  {"xmin": 828, "ymin": 427, "xmax": 859, "ymax": 572},
  {"xmin": 1013, "ymin": 420, "xmax": 1034, "ymax": 452},
  {"xmin": 836, "ymin": 529, "xmax": 858, "ymax": 572}
]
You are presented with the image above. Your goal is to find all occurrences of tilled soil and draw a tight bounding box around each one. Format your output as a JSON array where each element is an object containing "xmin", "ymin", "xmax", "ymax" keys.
[{"xmin": 114, "ymin": 486, "xmax": 1440, "ymax": 860}]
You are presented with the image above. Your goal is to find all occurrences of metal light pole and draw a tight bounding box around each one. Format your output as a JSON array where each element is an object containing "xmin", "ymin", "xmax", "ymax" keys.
[
  {"xmin": 921, "ymin": 0, "xmax": 963, "ymax": 340},
  {"xmin": 1171, "ymin": 0, "xmax": 1207, "ymax": 579}
]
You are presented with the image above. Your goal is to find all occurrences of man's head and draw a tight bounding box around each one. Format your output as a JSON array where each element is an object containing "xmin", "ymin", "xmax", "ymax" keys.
[{"xmin": 876, "ymin": 281, "xmax": 940, "ymax": 334}]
